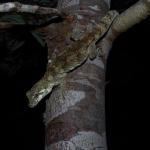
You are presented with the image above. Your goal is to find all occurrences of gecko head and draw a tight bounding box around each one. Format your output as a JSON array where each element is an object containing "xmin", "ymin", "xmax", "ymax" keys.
[{"xmin": 26, "ymin": 88, "xmax": 52, "ymax": 108}]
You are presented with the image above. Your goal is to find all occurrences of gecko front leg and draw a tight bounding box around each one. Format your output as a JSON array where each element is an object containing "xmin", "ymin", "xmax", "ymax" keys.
[{"xmin": 88, "ymin": 41, "xmax": 98, "ymax": 60}]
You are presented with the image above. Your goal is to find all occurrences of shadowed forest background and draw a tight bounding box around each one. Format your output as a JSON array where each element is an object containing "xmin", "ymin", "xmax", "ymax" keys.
[{"xmin": 0, "ymin": 0, "xmax": 149, "ymax": 150}]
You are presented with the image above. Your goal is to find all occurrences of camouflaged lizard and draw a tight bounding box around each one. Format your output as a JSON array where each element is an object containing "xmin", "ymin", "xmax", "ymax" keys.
[{"xmin": 26, "ymin": 10, "xmax": 119, "ymax": 107}]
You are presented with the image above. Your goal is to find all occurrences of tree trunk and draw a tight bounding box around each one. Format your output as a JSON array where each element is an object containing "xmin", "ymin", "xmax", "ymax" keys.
[{"xmin": 44, "ymin": 0, "xmax": 110, "ymax": 149}]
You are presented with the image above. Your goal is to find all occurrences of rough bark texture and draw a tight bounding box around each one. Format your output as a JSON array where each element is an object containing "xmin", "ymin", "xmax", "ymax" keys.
[{"xmin": 44, "ymin": 0, "xmax": 109, "ymax": 149}]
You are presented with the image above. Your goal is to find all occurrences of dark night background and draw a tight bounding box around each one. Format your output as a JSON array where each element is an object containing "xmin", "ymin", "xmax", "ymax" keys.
[{"xmin": 0, "ymin": 0, "xmax": 149, "ymax": 149}]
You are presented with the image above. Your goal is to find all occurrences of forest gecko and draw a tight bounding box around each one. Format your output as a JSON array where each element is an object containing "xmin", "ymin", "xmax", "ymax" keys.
[{"xmin": 26, "ymin": 10, "xmax": 119, "ymax": 107}]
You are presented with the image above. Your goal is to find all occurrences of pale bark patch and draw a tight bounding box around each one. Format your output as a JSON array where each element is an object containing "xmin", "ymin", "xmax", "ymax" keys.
[
  {"xmin": 0, "ymin": 2, "xmax": 15, "ymax": 12},
  {"xmin": 44, "ymin": 90, "xmax": 85, "ymax": 124},
  {"xmin": 20, "ymin": 5, "xmax": 39, "ymax": 13},
  {"xmin": 46, "ymin": 131, "xmax": 106, "ymax": 150},
  {"xmin": 57, "ymin": 0, "xmax": 79, "ymax": 9},
  {"xmin": 69, "ymin": 78, "xmax": 98, "ymax": 91},
  {"xmin": 46, "ymin": 141, "xmax": 76, "ymax": 150},
  {"xmin": 87, "ymin": 58, "xmax": 105, "ymax": 69},
  {"xmin": 88, "ymin": 5, "xmax": 101, "ymax": 11},
  {"xmin": 70, "ymin": 131, "xmax": 105, "ymax": 149}
]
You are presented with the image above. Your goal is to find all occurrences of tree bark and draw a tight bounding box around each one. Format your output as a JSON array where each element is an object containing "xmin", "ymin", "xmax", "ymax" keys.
[
  {"xmin": 43, "ymin": 0, "xmax": 150, "ymax": 149},
  {"xmin": 44, "ymin": 0, "xmax": 110, "ymax": 149}
]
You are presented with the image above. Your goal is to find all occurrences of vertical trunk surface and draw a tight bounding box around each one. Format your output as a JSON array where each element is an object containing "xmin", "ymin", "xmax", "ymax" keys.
[{"xmin": 44, "ymin": 0, "xmax": 110, "ymax": 149}]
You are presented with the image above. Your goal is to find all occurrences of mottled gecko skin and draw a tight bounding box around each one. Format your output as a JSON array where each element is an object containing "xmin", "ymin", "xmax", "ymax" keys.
[{"xmin": 26, "ymin": 10, "xmax": 119, "ymax": 107}]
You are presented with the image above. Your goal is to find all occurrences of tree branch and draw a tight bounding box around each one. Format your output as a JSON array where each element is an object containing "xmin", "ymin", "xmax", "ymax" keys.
[
  {"xmin": 110, "ymin": 0, "xmax": 150, "ymax": 39},
  {"xmin": 0, "ymin": 2, "xmax": 62, "ymax": 15},
  {"xmin": 0, "ymin": 2, "xmax": 67, "ymax": 29},
  {"xmin": 98, "ymin": 0, "xmax": 150, "ymax": 57}
]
